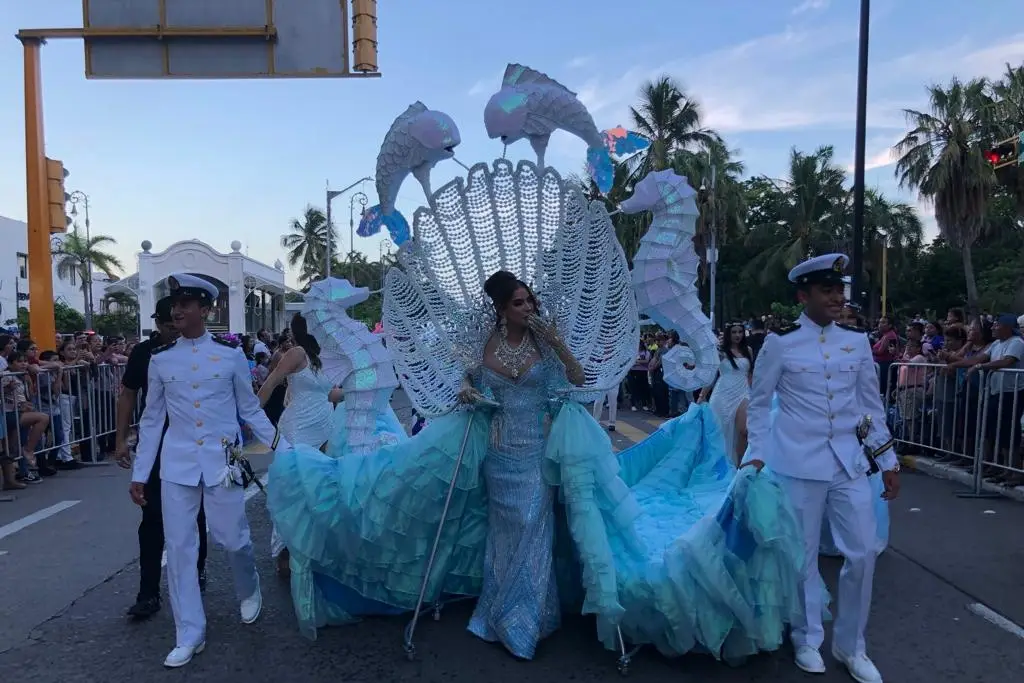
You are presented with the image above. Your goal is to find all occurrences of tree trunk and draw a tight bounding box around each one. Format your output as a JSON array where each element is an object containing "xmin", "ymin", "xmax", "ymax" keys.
[{"xmin": 961, "ymin": 243, "xmax": 979, "ymax": 316}]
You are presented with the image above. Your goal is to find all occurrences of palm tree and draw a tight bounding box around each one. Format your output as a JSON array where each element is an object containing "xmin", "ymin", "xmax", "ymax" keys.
[
  {"xmin": 742, "ymin": 146, "xmax": 849, "ymax": 285},
  {"xmin": 629, "ymin": 75, "xmax": 720, "ymax": 177},
  {"xmin": 102, "ymin": 290, "xmax": 139, "ymax": 315},
  {"xmin": 52, "ymin": 232, "xmax": 124, "ymax": 329},
  {"xmin": 672, "ymin": 142, "xmax": 747, "ymax": 247},
  {"xmin": 862, "ymin": 190, "xmax": 924, "ymax": 318},
  {"xmin": 281, "ymin": 206, "xmax": 336, "ymax": 284},
  {"xmin": 893, "ymin": 77, "xmax": 996, "ymax": 313}
]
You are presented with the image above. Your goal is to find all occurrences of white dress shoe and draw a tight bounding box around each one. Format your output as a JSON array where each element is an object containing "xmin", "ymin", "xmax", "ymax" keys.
[
  {"xmin": 240, "ymin": 576, "xmax": 262, "ymax": 624},
  {"xmin": 794, "ymin": 645, "xmax": 826, "ymax": 674},
  {"xmin": 832, "ymin": 646, "xmax": 883, "ymax": 683},
  {"xmin": 163, "ymin": 641, "xmax": 205, "ymax": 668}
]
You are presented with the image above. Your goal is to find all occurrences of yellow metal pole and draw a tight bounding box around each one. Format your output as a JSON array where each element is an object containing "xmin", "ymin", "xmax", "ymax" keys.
[
  {"xmin": 881, "ymin": 242, "xmax": 888, "ymax": 316},
  {"xmin": 22, "ymin": 38, "xmax": 57, "ymax": 344}
]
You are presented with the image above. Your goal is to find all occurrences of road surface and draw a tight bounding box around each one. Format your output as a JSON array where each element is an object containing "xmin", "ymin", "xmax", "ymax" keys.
[{"xmin": 0, "ymin": 410, "xmax": 1021, "ymax": 682}]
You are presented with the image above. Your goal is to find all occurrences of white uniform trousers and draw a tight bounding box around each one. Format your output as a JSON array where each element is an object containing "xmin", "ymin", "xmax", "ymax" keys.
[
  {"xmin": 777, "ymin": 459, "xmax": 877, "ymax": 657},
  {"xmin": 592, "ymin": 387, "xmax": 619, "ymax": 424},
  {"xmin": 162, "ymin": 479, "xmax": 259, "ymax": 648}
]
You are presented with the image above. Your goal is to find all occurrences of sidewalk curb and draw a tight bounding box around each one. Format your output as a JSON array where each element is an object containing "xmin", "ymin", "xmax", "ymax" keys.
[{"xmin": 901, "ymin": 455, "xmax": 1024, "ymax": 503}]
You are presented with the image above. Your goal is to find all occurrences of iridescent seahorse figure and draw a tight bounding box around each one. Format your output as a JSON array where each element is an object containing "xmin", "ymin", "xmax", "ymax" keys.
[
  {"xmin": 620, "ymin": 169, "xmax": 718, "ymax": 390},
  {"xmin": 301, "ymin": 278, "xmax": 403, "ymax": 455}
]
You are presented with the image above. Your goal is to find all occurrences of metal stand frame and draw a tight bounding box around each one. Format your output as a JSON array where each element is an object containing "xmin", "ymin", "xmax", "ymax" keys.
[
  {"xmin": 615, "ymin": 627, "xmax": 643, "ymax": 675},
  {"xmin": 403, "ymin": 411, "xmax": 478, "ymax": 660}
]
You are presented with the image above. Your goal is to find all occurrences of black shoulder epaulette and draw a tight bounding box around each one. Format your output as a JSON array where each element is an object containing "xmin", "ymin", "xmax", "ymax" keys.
[
  {"xmin": 152, "ymin": 341, "xmax": 174, "ymax": 355},
  {"xmin": 212, "ymin": 336, "xmax": 239, "ymax": 348},
  {"xmin": 775, "ymin": 325, "xmax": 800, "ymax": 336},
  {"xmin": 837, "ymin": 323, "xmax": 867, "ymax": 334}
]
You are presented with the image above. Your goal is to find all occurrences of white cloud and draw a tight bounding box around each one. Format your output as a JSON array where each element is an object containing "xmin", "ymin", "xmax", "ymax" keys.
[
  {"xmin": 845, "ymin": 135, "xmax": 902, "ymax": 173},
  {"xmin": 792, "ymin": 0, "xmax": 830, "ymax": 15},
  {"xmin": 466, "ymin": 79, "xmax": 490, "ymax": 97},
  {"xmin": 540, "ymin": 28, "xmax": 1024, "ymax": 142},
  {"xmin": 566, "ymin": 56, "xmax": 593, "ymax": 69}
]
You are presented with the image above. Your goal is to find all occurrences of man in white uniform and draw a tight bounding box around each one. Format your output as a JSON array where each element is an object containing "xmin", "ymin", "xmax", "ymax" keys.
[
  {"xmin": 129, "ymin": 273, "xmax": 290, "ymax": 668},
  {"xmin": 743, "ymin": 254, "xmax": 900, "ymax": 683}
]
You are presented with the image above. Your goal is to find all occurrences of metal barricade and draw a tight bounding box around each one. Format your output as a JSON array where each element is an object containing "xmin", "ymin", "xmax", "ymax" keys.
[
  {"xmin": 0, "ymin": 362, "xmax": 135, "ymax": 478},
  {"xmin": 971, "ymin": 367, "xmax": 1024, "ymax": 493},
  {"xmin": 884, "ymin": 362, "xmax": 1024, "ymax": 497}
]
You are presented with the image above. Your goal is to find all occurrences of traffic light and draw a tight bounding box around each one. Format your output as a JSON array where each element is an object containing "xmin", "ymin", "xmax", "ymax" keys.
[
  {"xmin": 45, "ymin": 157, "xmax": 71, "ymax": 233},
  {"xmin": 985, "ymin": 135, "xmax": 1020, "ymax": 170},
  {"xmin": 351, "ymin": 0, "xmax": 378, "ymax": 73}
]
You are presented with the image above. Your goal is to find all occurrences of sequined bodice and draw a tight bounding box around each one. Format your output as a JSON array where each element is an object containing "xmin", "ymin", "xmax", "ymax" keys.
[{"xmin": 478, "ymin": 361, "xmax": 553, "ymax": 456}]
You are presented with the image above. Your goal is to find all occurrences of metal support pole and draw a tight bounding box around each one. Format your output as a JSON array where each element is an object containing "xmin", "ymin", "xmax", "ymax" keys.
[
  {"xmin": 708, "ymin": 158, "xmax": 717, "ymax": 329},
  {"xmin": 325, "ymin": 182, "xmax": 337, "ymax": 279},
  {"xmin": 22, "ymin": 37, "xmax": 57, "ymax": 346},
  {"xmin": 850, "ymin": 0, "xmax": 870, "ymax": 308}
]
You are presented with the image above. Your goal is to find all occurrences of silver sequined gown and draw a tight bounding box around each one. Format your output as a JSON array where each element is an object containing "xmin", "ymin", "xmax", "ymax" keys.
[{"xmin": 466, "ymin": 361, "xmax": 561, "ymax": 659}]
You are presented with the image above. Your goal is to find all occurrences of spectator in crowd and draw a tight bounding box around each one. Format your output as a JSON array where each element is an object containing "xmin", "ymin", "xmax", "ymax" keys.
[
  {"xmin": 747, "ymin": 318, "xmax": 766, "ymax": 358},
  {"xmin": 34, "ymin": 350, "xmax": 71, "ymax": 475},
  {"xmin": 872, "ymin": 316, "xmax": 901, "ymax": 395},
  {"xmin": 0, "ymin": 334, "xmax": 14, "ymax": 371},
  {"xmin": 894, "ymin": 339, "xmax": 929, "ymax": 439},
  {"xmin": 952, "ymin": 314, "xmax": 1024, "ymax": 485},
  {"xmin": 628, "ymin": 340, "xmax": 652, "ymax": 412},
  {"xmin": 934, "ymin": 324, "xmax": 968, "ymax": 453},
  {"xmin": 923, "ymin": 320, "xmax": 945, "ymax": 354},
  {"xmin": 2, "ymin": 351, "xmax": 51, "ymax": 483}
]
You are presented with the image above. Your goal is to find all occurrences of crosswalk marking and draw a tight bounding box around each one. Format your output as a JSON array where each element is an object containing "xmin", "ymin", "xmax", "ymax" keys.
[{"xmin": 0, "ymin": 500, "xmax": 81, "ymax": 542}]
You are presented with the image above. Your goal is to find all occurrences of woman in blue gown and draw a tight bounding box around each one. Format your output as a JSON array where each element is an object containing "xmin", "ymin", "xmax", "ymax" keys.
[{"xmin": 268, "ymin": 271, "xmax": 807, "ymax": 662}]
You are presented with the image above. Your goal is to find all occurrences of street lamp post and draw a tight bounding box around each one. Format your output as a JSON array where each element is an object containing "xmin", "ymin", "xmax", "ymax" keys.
[
  {"xmin": 348, "ymin": 192, "xmax": 368, "ymax": 282},
  {"xmin": 67, "ymin": 190, "xmax": 93, "ymax": 329},
  {"xmin": 378, "ymin": 239, "xmax": 391, "ymax": 290},
  {"xmin": 700, "ymin": 158, "xmax": 718, "ymax": 329},
  {"xmin": 325, "ymin": 176, "xmax": 373, "ymax": 278}
]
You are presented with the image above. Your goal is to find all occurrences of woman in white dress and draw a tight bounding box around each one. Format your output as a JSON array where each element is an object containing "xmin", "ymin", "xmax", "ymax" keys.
[
  {"xmin": 699, "ymin": 322, "xmax": 754, "ymax": 464},
  {"xmin": 258, "ymin": 313, "xmax": 343, "ymax": 576}
]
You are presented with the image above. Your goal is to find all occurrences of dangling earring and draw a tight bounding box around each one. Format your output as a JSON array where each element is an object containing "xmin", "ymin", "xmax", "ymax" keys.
[{"xmin": 499, "ymin": 317, "xmax": 508, "ymax": 339}]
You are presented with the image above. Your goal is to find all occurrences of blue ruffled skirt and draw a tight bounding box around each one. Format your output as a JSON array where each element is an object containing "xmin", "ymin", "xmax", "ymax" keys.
[{"xmin": 268, "ymin": 402, "xmax": 807, "ymax": 660}]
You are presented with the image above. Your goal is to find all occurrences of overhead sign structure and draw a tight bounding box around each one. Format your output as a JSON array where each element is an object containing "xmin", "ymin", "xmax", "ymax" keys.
[
  {"xmin": 78, "ymin": 0, "xmax": 372, "ymax": 79},
  {"xmin": 16, "ymin": 0, "xmax": 379, "ymax": 345}
]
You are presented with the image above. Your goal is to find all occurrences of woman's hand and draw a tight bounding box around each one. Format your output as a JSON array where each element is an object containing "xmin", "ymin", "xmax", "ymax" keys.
[
  {"xmin": 527, "ymin": 314, "xmax": 562, "ymax": 348},
  {"xmin": 457, "ymin": 383, "xmax": 484, "ymax": 405}
]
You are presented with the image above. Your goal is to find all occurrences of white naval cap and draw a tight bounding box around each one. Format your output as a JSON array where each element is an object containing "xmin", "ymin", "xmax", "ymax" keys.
[
  {"xmin": 787, "ymin": 253, "xmax": 849, "ymax": 286},
  {"xmin": 167, "ymin": 273, "xmax": 219, "ymax": 305}
]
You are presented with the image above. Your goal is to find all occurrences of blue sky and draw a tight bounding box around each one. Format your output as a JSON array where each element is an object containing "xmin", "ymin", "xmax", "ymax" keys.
[{"xmin": 1, "ymin": 0, "xmax": 1022, "ymax": 288}]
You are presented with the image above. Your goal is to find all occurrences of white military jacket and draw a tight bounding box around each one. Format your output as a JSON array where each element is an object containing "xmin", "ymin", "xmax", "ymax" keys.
[
  {"xmin": 131, "ymin": 332, "xmax": 286, "ymax": 486},
  {"xmin": 744, "ymin": 313, "xmax": 898, "ymax": 482}
]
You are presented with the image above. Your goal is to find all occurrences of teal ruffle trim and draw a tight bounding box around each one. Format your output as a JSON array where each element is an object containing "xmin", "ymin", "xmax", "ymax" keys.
[
  {"xmin": 268, "ymin": 410, "xmax": 490, "ymax": 612},
  {"xmin": 270, "ymin": 402, "xmax": 810, "ymax": 660}
]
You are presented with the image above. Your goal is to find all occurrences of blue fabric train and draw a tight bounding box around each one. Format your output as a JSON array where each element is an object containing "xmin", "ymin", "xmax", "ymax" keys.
[{"xmin": 268, "ymin": 359, "xmax": 809, "ymax": 661}]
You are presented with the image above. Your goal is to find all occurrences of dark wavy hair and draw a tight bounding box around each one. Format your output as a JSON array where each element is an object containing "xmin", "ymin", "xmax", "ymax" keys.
[
  {"xmin": 290, "ymin": 312, "xmax": 321, "ymax": 371},
  {"xmin": 723, "ymin": 322, "xmax": 754, "ymax": 371},
  {"xmin": 483, "ymin": 270, "xmax": 537, "ymax": 324}
]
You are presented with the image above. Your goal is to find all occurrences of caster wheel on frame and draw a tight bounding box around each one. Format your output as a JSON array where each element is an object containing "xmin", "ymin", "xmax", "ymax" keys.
[{"xmin": 403, "ymin": 646, "xmax": 416, "ymax": 662}]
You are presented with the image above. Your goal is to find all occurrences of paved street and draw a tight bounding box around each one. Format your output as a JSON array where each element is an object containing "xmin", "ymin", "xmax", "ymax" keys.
[{"xmin": 1, "ymin": 411, "xmax": 1022, "ymax": 683}]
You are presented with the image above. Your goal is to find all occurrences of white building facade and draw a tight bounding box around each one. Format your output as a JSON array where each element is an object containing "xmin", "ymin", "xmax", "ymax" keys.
[
  {"xmin": 0, "ymin": 214, "xmax": 104, "ymax": 327},
  {"xmin": 106, "ymin": 239, "xmax": 287, "ymax": 336}
]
